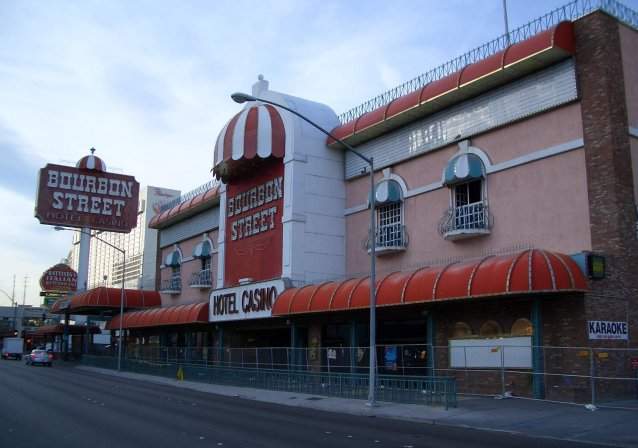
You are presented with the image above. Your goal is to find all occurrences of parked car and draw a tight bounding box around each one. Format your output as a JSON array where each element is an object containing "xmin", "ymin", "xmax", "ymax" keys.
[{"xmin": 25, "ymin": 349, "xmax": 52, "ymax": 367}]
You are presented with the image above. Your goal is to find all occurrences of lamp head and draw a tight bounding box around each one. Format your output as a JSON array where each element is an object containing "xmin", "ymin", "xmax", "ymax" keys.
[{"xmin": 231, "ymin": 92, "xmax": 257, "ymax": 104}]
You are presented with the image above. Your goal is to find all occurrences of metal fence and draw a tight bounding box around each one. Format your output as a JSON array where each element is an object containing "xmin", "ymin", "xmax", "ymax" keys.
[
  {"xmin": 85, "ymin": 343, "xmax": 638, "ymax": 410},
  {"xmin": 81, "ymin": 350, "xmax": 457, "ymax": 409},
  {"xmin": 337, "ymin": 0, "xmax": 638, "ymax": 124}
]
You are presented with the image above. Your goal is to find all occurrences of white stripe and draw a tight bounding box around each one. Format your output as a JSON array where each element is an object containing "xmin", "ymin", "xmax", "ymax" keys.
[
  {"xmin": 232, "ymin": 108, "xmax": 249, "ymax": 160},
  {"xmin": 215, "ymin": 119, "xmax": 230, "ymax": 166},
  {"xmin": 257, "ymin": 105, "xmax": 272, "ymax": 158},
  {"xmin": 87, "ymin": 156, "xmax": 95, "ymax": 170}
]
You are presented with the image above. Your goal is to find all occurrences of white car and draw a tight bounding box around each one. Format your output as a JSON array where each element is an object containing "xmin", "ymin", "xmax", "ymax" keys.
[{"xmin": 25, "ymin": 349, "xmax": 52, "ymax": 367}]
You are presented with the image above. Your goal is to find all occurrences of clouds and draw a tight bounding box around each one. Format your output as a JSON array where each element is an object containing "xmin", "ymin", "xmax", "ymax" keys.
[{"xmin": 0, "ymin": 124, "xmax": 43, "ymax": 199}]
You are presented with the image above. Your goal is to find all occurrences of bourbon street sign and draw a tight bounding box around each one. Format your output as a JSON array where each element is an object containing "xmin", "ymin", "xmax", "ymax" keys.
[
  {"xmin": 35, "ymin": 163, "xmax": 140, "ymax": 232},
  {"xmin": 209, "ymin": 278, "xmax": 288, "ymax": 322}
]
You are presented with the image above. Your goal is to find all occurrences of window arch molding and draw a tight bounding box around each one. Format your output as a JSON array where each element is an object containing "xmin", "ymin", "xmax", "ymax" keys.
[
  {"xmin": 439, "ymin": 141, "xmax": 492, "ymax": 185},
  {"xmin": 365, "ymin": 171, "xmax": 409, "ymax": 207}
]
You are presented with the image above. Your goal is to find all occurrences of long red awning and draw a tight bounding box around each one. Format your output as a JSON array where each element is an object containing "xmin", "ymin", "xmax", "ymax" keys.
[
  {"xmin": 50, "ymin": 287, "xmax": 161, "ymax": 315},
  {"xmin": 328, "ymin": 22, "xmax": 575, "ymax": 147},
  {"xmin": 273, "ymin": 249, "xmax": 587, "ymax": 317},
  {"xmin": 107, "ymin": 302, "xmax": 209, "ymax": 330}
]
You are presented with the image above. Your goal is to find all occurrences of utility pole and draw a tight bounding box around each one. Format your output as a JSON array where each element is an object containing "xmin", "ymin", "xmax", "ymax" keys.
[
  {"xmin": 12, "ymin": 275, "xmax": 17, "ymax": 332},
  {"xmin": 22, "ymin": 276, "xmax": 28, "ymax": 306}
]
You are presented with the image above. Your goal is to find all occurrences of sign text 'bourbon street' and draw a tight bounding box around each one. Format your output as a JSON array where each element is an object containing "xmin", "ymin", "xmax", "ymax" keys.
[
  {"xmin": 227, "ymin": 176, "xmax": 283, "ymax": 241},
  {"xmin": 35, "ymin": 164, "xmax": 140, "ymax": 232}
]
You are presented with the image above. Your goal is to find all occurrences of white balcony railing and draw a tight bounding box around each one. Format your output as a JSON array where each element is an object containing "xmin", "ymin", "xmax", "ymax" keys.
[
  {"xmin": 160, "ymin": 278, "xmax": 182, "ymax": 294},
  {"xmin": 365, "ymin": 224, "xmax": 408, "ymax": 254},
  {"xmin": 190, "ymin": 269, "xmax": 213, "ymax": 288},
  {"xmin": 439, "ymin": 201, "xmax": 491, "ymax": 240}
]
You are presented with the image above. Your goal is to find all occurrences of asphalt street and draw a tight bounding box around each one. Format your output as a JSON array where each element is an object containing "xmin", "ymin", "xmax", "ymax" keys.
[{"xmin": 0, "ymin": 359, "xmax": 615, "ymax": 448}]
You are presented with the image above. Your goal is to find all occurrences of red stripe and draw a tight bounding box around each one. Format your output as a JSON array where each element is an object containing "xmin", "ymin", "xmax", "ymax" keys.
[
  {"xmin": 223, "ymin": 112, "xmax": 241, "ymax": 162},
  {"xmin": 266, "ymin": 105, "xmax": 285, "ymax": 158},
  {"xmin": 243, "ymin": 107, "xmax": 259, "ymax": 159}
]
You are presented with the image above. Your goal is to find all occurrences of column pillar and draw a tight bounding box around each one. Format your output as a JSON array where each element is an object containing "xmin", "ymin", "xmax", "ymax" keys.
[
  {"xmin": 349, "ymin": 320, "xmax": 358, "ymax": 373},
  {"xmin": 426, "ymin": 310, "xmax": 436, "ymax": 377},
  {"xmin": 532, "ymin": 298, "xmax": 545, "ymax": 399}
]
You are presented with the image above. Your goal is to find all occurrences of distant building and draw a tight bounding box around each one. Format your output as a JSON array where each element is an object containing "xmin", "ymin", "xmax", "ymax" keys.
[{"xmin": 67, "ymin": 186, "xmax": 180, "ymax": 290}]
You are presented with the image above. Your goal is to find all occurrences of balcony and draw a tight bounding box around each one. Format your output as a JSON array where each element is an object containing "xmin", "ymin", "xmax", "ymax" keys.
[
  {"xmin": 366, "ymin": 224, "xmax": 409, "ymax": 255},
  {"xmin": 190, "ymin": 269, "xmax": 213, "ymax": 289},
  {"xmin": 160, "ymin": 278, "xmax": 182, "ymax": 295},
  {"xmin": 439, "ymin": 201, "xmax": 491, "ymax": 241}
]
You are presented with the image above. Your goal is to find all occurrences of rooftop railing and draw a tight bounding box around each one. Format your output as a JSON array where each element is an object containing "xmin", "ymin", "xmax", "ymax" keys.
[
  {"xmin": 157, "ymin": 179, "xmax": 220, "ymax": 214},
  {"xmin": 337, "ymin": 0, "xmax": 638, "ymax": 125}
]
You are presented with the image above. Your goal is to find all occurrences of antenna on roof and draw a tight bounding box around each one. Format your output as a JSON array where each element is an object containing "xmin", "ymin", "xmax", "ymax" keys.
[{"xmin": 502, "ymin": 0, "xmax": 510, "ymax": 45}]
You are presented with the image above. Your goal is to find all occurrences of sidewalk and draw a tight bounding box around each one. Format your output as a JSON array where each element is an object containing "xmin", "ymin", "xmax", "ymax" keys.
[{"xmin": 77, "ymin": 366, "xmax": 638, "ymax": 448}]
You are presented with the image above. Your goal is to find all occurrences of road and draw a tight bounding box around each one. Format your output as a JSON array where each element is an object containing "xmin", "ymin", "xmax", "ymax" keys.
[{"xmin": 0, "ymin": 359, "xmax": 613, "ymax": 448}]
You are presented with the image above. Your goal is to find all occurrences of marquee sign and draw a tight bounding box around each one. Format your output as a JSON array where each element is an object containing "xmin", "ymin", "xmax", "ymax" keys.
[
  {"xmin": 39, "ymin": 263, "xmax": 78, "ymax": 292},
  {"xmin": 35, "ymin": 163, "xmax": 140, "ymax": 232},
  {"xmin": 209, "ymin": 278, "xmax": 287, "ymax": 322},
  {"xmin": 224, "ymin": 159, "xmax": 284, "ymax": 286}
]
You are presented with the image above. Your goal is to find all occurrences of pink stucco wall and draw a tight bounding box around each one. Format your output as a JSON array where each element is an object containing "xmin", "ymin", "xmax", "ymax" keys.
[
  {"xmin": 346, "ymin": 104, "xmax": 591, "ymax": 277},
  {"xmin": 620, "ymin": 24, "xmax": 638, "ymax": 128},
  {"xmin": 159, "ymin": 229, "xmax": 218, "ymax": 307}
]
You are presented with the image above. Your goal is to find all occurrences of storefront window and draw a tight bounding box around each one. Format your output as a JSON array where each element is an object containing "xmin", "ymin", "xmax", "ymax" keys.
[
  {"xmin": 511, "ymin": 318, "xmax": 533, "ymax": 336},
  {"xmin": 451, "ymin": 321, "xmax": 473, "ymax": 338},
  {"xmin": 479, "ymin": 320, "xmax": 502, "ymax": 337}
]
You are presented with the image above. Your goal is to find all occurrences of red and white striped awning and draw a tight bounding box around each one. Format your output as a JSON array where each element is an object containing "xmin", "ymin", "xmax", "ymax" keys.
[{"xmin": 213, "ymin": 104, "xmax": 288, "ymax": 179}]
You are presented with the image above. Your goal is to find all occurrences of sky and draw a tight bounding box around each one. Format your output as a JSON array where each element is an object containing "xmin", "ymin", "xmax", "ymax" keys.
[{"xmin": 1, "ymin": 0, "xmax": 637, "ymax": 306}]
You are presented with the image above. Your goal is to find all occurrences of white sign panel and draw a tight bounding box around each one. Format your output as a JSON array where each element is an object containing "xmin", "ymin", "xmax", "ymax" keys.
[
  {"xmin": 209, "ymin": 279, "xmax": 286, "ymax": 322},
  {"xmin": 588, "ymin": 321, "xmax": 629, "ymax": 340},
  {"xmin": 449, "ymin": 337, "xmax": 532, "ymax": 368}
]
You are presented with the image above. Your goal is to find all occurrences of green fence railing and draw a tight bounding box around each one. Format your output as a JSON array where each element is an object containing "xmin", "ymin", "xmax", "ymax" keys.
[{"xmin": 81, "ymin": 355, "xmax": 457, "ymax": 409}]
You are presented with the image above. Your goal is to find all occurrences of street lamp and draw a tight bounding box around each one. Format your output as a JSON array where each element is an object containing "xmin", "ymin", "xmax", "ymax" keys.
[
  {"xmin": 231, "ymin": 92, "xmax": 378, "ymax": 406},
  {"xmin": 54, "ymin": 226, "xmax": 127, "ymax": 371}
]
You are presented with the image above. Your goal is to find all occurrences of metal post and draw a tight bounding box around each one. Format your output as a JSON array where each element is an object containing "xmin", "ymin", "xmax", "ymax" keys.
[
  {"xmin": 500, "ymin": 344, "xmax": 506, "ymax": 397},
  {"xmin": 368, "ymin": 158, "xmax": 377, "ymax": 406},
  {"xmin": 426, "ymin": 311, "xmax": 436, "ymax": 377},
  {"xmin": 117, "ymin": 249, "xmax": 126, "ymax": 372},
  {"xmin": 502, "ymin": 0, "xmax": 510, "ymax": 45},
  {"xmin": 589, "ymin": 348, "xmax": 597, "ymax": 409}
]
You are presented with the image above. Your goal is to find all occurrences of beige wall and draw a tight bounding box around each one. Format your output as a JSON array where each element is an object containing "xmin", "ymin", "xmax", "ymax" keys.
[
  {"xmin": 345, "ymin": 104, "xmax": 592, "ymax": 277},
  {"xmin": 159, "ymin": 229, "xmax": 218, "ymax": 307}
]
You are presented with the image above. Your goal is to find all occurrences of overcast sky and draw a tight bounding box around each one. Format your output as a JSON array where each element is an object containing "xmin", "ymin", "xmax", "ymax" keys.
[{"xmin": 1, "ymin": 0, "xmax": 636, "ymax": 306}]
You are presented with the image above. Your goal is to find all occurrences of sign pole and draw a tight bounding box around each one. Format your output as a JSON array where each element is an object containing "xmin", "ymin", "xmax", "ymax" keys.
[{"xmin": 78, "ymin": 227, "xmax": 90, "ymax": 292}]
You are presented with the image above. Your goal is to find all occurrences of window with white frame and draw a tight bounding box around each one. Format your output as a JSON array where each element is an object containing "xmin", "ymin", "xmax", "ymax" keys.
[
  {"xmin": 441, "ymin": 152, "xmax": 490, "ymax": 236},
  {"xmin": 372, "ymin": 178, "xmax": 406, "ymax": 250}
]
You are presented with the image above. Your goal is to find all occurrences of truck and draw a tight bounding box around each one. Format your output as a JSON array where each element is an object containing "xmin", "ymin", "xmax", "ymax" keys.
[{"xmin": 1, "ymin": 337, "xmax": 24, "ymax": 360}]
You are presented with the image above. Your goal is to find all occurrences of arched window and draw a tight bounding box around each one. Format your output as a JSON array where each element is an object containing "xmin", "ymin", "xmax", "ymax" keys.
[
  {"xmin": 479, "ymin": 320, "xmax": 502, "ymax": 338},
  {"xmin": 511, "ymin": 318, "xmax": 533, "ymax": 336},
  {"xmin": 451, "ymin": 322, "xmax": 473, "ymax": 338},
  {"xmin": 370, "ymin": 178, "xmax": 407, "ymax": 253},
  {"xmin": 191, "ymin": 235, "xmax": 215, "ymax": 288},
  {"xmin": 163, "ymin": 246, "xmax": 182, "ymax": 292},
  {"xmin": 440, "ymin": 152, "xmax": 490, "ymax": 239}
]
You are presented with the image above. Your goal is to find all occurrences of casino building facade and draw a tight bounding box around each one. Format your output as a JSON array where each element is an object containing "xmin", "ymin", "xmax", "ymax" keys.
[{"xmin": 104, "ymin": 7, "xmax": 638, "ymax": 401}]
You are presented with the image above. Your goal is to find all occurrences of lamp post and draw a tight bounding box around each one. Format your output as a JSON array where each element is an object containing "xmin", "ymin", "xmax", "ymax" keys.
[
  {"xmin": 54, "ymin": 226, "xmax": 126, "ymax": 371},
  {"xmin": 230, "ymin": 92, "xmax": 378, "ymax": 405}
]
